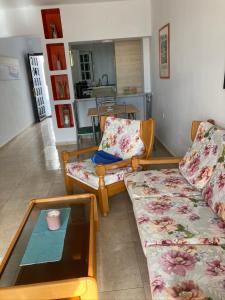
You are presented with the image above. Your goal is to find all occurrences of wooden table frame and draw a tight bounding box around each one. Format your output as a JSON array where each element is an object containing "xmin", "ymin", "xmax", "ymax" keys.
[{"xmin": 0, "ymin": 194, "xmax": 99, "ymax": 300}]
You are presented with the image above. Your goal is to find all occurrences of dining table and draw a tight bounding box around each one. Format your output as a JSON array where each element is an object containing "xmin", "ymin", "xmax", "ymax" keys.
[{"xmin": 87, "ymin": 103, "xmax": 139, "ymax": 141}]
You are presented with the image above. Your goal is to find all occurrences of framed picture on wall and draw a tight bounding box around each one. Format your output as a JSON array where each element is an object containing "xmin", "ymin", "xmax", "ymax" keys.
[{"xmin": 159, "ymin": 23, "xmax": 170, "ymax": 79}]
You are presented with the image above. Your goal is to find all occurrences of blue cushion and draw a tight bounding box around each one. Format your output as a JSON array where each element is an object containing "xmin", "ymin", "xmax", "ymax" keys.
[{"xmin": 91, "ymin": 150, "xmax": 122, "ymax": 165}]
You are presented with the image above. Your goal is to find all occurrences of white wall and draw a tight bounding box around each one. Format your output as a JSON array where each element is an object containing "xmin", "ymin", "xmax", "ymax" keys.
[
  {"xmin": 0, "ymin": 0, "xmax": 151, "ymax": 40},
  {"xmin": 151, "ymin": 0, "xmax": 225, "ymax": 155},
  {"xmin": 0, "ymin": 0, "xmax": 152, "ymax": 144},
  {"xmin": 0, "ymin": 36, "xmax": 42, "ymax": 147}
]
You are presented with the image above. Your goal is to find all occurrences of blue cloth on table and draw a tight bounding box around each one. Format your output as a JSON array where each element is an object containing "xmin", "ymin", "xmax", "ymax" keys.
[
  {"xmin": 20, "ymin": 207, "xmax": 71, "ymax": 266},
  {"xmin": 91, "ymin": 150, "xmax": 122, "ymax": 165}
]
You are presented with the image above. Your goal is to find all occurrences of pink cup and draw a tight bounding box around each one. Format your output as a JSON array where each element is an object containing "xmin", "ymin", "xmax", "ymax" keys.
[{"xmin": 46, "ymin": 210, "xmax": 61, "ymax": 230}]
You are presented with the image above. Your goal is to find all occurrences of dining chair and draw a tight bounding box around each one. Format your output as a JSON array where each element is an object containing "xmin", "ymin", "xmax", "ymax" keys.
[
  {"xmin": 73, "ymin": 100, "xmax": 100, "ymax": 147},
  {"xmin": 95, "ymin": 96, "xmax": 118, "ymax": 115}
]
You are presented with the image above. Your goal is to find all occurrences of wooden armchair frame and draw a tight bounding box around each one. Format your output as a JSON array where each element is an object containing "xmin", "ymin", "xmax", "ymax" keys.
[
  {"xmin": 132, "ymin": 120, "xmax": 214, "ymax": 171},
  {"xmin": 62, "ymin": 116, "xmax": 155, "ymax": 216}
]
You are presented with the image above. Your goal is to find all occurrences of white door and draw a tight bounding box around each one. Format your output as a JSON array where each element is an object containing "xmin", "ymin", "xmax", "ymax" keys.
[{"xmin": 29, "ymin": 54, "xmax": 51, "ymax": 121}]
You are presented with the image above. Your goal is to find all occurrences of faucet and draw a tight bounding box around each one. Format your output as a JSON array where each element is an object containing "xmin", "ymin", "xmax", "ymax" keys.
[{"xmin": 102, "ymin": 74, "xmax": 109, "ymax": 86}]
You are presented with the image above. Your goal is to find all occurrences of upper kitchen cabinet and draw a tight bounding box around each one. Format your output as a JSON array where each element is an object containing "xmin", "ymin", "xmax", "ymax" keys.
[
  {"xmin": 115, "ymin": 40, "xmax": 144, "ymax": 95},
  {"xmin": 41, "ymin": 8, "xmax": 63, "ymax": 39}
]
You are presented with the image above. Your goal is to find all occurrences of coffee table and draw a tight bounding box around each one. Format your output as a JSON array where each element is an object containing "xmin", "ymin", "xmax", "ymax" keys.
[{"xmin": 0, "ymin": 194, "xmax": 99, "ymax": 300}]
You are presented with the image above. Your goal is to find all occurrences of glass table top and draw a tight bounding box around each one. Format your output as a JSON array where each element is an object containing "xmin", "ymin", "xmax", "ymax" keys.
[{"xmin": 0, "ymin": 198, "xmax": 91, "ymax": 287}]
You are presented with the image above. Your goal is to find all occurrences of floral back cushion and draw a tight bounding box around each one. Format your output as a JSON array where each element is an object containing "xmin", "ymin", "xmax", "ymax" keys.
[
  {"xmin": 202, "ymin": 144, "xmax": 225, "ymax": 221},
  {"xmin": 179, "ymin": 122, "xmax": 223, "ymax": 190},
  {"xmin": 98, "ymin": 117, "xmax": 145, "ymax": 160}
]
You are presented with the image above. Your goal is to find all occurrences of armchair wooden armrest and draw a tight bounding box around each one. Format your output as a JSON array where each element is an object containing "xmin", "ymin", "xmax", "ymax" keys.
[
  {"xmin": 102, "ymin": 158, "xmax": 132, "ymax": 171},
  {"xmin": 95, "ymin": 154, "xmax": 147, "ymax": 186},
  {"xmin": 95, "ymin": 153, "xmax": 147, "ymax": 176},
  {"xmin": 95, "ymin": 159, "xmax": 131, "ymax": 178},
  {"xmin": 61, "ymin": 146, "xmax": 98, "ymax": 162},
  {"xmin": 132, "ymin": 156, "xmax": 182, "ymax": 171}
]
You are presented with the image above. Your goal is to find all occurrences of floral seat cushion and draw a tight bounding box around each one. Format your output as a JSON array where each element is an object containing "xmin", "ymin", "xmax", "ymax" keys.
[
  {"xmin": 147, "ymin": 244, "xmax": 225, "ymax": 300},
  {"xmin": 203, "ymin": 145, "xmax": 225, "ymax": 222},
  {"xmin": 132, "ymin": 195, "xmax": 225, "ymax": 253},
  {"xmin": 179, "ymin": 122, "xmax": 224, "ymax": 190},
  {"xmin": 98, "ymin": 117, "xmax": 145, "ymax": 160},
  {"xmin": 66, "ymin": 159, "xmax": 131, "ymax": 190},
  {"xmin": 124, "ymin": 169, "xmax": 200, "ymax": 201}
]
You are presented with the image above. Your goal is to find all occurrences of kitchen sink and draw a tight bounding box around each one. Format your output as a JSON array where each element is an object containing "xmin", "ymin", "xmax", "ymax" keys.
[{"xmin": 91, "ymin": 86, "xmax": 116, "ymax": 98}]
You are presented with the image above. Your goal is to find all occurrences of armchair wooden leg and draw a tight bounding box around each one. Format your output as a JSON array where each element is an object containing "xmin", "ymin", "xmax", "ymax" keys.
[
  {"xmin": 98, "ymin": 188, "xmax": 109, "ymax": 217},
  {"xmin": 65, "ymin": 175, "xmax": 74, "ymax": 195}
]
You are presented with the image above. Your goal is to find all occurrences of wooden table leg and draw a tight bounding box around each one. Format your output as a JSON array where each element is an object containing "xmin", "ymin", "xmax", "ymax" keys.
[{"xmin": 91, "ymin": 116, "xmax": 98, "ymax": 145}]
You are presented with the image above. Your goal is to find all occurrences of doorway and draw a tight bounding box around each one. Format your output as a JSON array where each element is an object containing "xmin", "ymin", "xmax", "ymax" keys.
[{"xmin": 28, "ymin": 53, "xmax": 51, "ymax": 122}]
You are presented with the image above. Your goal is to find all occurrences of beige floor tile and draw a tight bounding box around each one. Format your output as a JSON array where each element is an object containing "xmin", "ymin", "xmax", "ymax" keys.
[
  {"xmin": 99, "ymin": 291, "xmax": 115, "ymax": 300},
  {"xmin": 99, "ymin": 216, "xmax": 132, "ymax": 247},
  {"xmin": 134, "ymin": 242, "xmax": 149, "ymax": 284},
  {"xmin": 143, "ymin": 282, "xmax": 152, "ymax": 300},
  {"xmin": 108, "ymin": 192, "xmax": 130, "ymax": 218},
  {"xmin": 47, "ymin": 180, "xmax": 66, "ymax": 197},
  {"xmin": 128, "ymin": 211, "xmax": 140, "ymax": 242},
  {"xmin": 97, "ymin": 241, "xmax": 143, "ymax": 292},
  {"xmin": 114, "ymin": 287, "xmax": 146, "ymax": 300}
]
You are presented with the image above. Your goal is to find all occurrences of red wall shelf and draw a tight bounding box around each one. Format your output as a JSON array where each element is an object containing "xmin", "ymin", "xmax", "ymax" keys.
[
  {"xmin": 46, "ymin": 43, "xmax": 67, "ymax": 71},
  {"xmin": 55, "ymin": 104, "xmax": 74, "ymax": 128},
  {"xmin": 41, "ymin": 8, "xmax": 63, "ymax": 39},
  {"xmin": 51, "ymin": 75, "xmax": 70, "ymax": 100}
]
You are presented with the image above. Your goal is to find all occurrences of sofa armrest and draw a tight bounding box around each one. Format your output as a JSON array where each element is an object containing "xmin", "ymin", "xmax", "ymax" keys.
[{"xmin": 132, "ymin": 156, "xmax": 182, "ymax": 171}]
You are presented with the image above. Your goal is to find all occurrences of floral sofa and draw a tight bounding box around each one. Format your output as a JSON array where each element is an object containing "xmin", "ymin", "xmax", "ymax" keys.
[{"xmin": 125, "ymin": 121, "xmax": 225, "ymax": 300}]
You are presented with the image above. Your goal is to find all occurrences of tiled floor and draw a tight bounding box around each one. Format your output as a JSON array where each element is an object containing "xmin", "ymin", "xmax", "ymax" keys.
[{"xmin": 0, "ymin": 118, "xmax": 170, "ymax": 300}]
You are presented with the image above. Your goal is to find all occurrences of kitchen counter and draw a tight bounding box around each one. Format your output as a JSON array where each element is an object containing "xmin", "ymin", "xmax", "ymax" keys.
[{"xmin": 75, "ymin": 93, "xmax": 146, "ymax": 102}]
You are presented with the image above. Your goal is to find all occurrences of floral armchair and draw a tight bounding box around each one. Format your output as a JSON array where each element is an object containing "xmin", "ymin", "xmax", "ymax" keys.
[{"xmin": 62, "ymin": 116, "xmax": 155, "ymax": 216}]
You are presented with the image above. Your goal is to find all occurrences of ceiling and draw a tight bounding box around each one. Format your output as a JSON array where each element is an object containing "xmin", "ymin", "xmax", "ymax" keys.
[{"xmin": 0, "ymin": 0, "xmax": 127, "ymax": 9}]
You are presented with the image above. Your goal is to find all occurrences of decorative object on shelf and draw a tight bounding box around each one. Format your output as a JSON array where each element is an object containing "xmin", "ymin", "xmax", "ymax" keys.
[
  {"xmin": 56, "ymin": 54, "xmax": 61, "ymax": 70},
  {"xmin": 41, "ymin": 8, "xmax": 63, "ymax": 39},
  {"xmin": 57, "ymin": 81, "xmax": 65, "ymax": 98},
  {"xmin": 51, "ymin": 75, "xmax": 70, "ymax": 100},
  {"xmin": 63, "ymin": 110, "xmax": 70, "ymax": 128},
  {"xmin": 159, "ymin": 23, "xmax": 170, "ymax": 79},
  {"xmin": 62, "ymin": 80, "xmax": 69, "ymax": 98},
  {"xmin": 46, "ymin": 43, "xmax": 67, "ymax": 70},
  {"xmin": 50, "ymin": 23, "xmax": 58, "ymax": 39},
  {"xmin": 55, "ymin": 104, "xmax": 74, "ymax": 128}
]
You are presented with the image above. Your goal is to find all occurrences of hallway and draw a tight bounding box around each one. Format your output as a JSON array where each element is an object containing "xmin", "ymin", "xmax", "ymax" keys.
[{"xmin": 0, "ymin": 119, "xmax": 66, "ymax": 258}]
